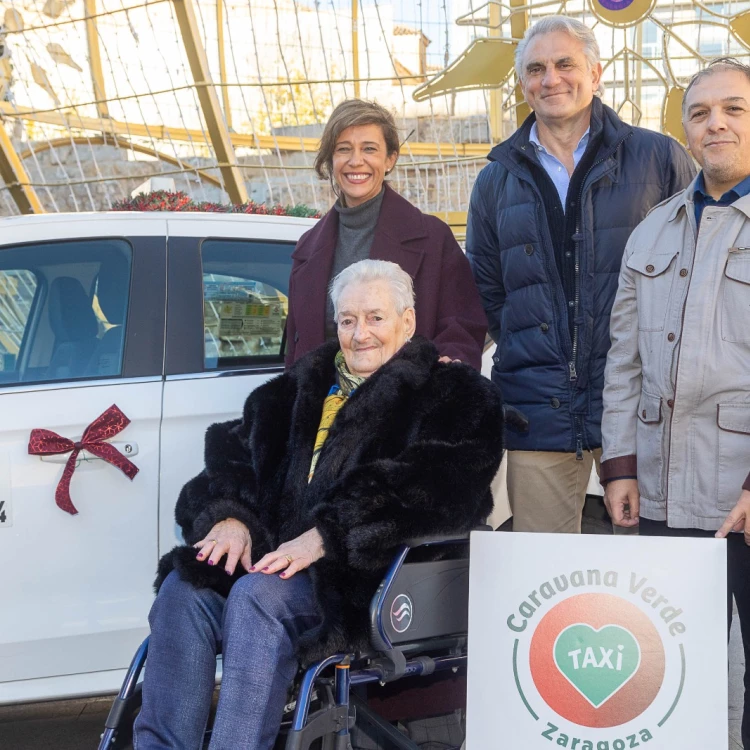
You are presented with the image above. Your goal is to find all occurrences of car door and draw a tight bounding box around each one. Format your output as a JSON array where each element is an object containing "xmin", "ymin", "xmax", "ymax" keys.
[
  {"xmin": 0, "ymin": 216, "xmax": 166, "ymax": 703},
  {"xmin": 159, "ymin": 215, "xmax": 314, "ymax": 554}
]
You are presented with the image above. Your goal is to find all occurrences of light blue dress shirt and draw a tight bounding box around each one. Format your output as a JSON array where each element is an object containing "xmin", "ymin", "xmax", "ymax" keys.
[{"xmin": 529, "ymin": 122, "xmax": 590, "ymax": 213}]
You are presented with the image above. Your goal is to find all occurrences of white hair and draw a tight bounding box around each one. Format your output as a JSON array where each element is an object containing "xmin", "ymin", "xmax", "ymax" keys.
[
  {"xmin": 515, "ymin": 16, "xmax": 605, "ymax": 98},
  {"xmin": 329, "ymin": 259, "xmax": 415, "ymax": 317}
]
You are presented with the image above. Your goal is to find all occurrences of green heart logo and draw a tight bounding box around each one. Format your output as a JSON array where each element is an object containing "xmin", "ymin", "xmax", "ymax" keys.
[{"xmin": 553, "ymin": 624, "xmax": 641, "ymax": 708}]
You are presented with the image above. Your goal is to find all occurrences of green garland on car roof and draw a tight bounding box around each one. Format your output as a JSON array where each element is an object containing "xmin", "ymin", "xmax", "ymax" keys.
[{"xmin": 112, "ymin": 190, "xmax": 322, "ymax": 218}]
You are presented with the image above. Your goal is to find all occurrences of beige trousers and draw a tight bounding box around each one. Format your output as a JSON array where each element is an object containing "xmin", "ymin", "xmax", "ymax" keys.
[{"xmin": 507, "ymin": 449, "xmax": 602, "ymax": 533}]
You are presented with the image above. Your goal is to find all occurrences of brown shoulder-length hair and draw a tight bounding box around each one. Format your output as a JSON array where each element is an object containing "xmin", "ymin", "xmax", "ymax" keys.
[{"xmin": 314, "ymin": 99, "xmax": 400, "ymax": 181}]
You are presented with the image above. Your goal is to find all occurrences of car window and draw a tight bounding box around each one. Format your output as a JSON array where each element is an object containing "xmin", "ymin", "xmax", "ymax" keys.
[
  {"xmin": 0, "ymin": 239, "xmax": 132, "ymax": 387},
  {"xmin": 0, "ymin": 270, "xmax": 37, "ymax": 375},
  {"xmin": 201, "ymin": 239, "xmax": 293, "ymax": 370}
]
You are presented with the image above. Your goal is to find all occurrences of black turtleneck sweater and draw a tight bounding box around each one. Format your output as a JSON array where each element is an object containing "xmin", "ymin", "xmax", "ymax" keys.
[{"xmin": 324, "ymin": 186, "xmax": 385, "ymax": 340}]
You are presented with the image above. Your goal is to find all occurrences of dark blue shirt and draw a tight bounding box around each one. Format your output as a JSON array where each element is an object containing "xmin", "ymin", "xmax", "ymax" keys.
[{"xmin": 694, "ymin": 172, "xmax": 750, "ymax": 226}]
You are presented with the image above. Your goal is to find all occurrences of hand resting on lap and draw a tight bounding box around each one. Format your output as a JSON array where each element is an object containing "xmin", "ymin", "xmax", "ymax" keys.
[
  {"xmin": 251, "ymin": 528, "xmax": 325, "ymax": 579},
  {"xmin": 194, "ymin": 517, "xmax": 252, "ymax": 575}
]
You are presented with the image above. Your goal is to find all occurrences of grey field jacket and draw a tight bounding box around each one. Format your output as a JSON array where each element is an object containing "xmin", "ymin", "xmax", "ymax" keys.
[{"xmin": 601, "ymin": 177, "xmax": 750, "ymax": 530}]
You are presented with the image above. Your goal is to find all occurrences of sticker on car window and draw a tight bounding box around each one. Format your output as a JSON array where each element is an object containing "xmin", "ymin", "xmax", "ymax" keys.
[
  {"xmin": 217, "ymin": 301, "xmax": 284, "ymax": 337},
  {"xmin": 0, "ymin": 453, "xmax": 12, "ymax": 527}
]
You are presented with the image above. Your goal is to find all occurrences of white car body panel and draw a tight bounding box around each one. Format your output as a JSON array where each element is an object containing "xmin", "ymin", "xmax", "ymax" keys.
[
  {"xmin": 0, "ymin": 212, "xmax": 314, "ymax": 705},
  {"xmin": 0, "ymin": 380, "xmax": 161, "ymax": 697}
]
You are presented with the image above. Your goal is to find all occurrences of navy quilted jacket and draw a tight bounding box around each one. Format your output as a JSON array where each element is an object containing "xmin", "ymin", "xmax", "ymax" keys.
[{"xmin": 467, "ymin": 99, "xmax": 695, "ymax": 453}]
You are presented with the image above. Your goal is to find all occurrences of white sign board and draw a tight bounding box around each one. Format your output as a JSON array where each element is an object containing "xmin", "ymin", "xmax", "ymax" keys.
[{"xmin": 467, "ymin": 532, "xmax": 727, "ymax": 749}]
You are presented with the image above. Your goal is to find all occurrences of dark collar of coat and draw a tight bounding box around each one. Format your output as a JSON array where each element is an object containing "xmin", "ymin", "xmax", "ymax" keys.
[
  {"xmin": 289, "ymin": 184, "xmax": 429, "ymax": 346},
  {"xmin": 291, "ymin": 183, "xmax": 428, "ymax": 274},
  {"xmin": 487, "ymin": 97, "xmax": 633, "ymax": 167},
  {"xmin": 274, "ymin": 335, "xmax": 438, "ymax": 505}
]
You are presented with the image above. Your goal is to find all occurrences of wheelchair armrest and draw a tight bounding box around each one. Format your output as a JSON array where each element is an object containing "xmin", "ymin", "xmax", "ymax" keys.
[
  {"xmin": 402, "ymin": 526, "xmax": 491, "ymax": 549},
  {"xmin": 368, "ymin": 526, "xmax": 490, "ymax": 660}
]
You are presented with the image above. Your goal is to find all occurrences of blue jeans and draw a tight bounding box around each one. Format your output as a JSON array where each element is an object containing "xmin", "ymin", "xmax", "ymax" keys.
[{"xmin": 133, "ymin": 569, "xmax": 321, "ymax": 750}]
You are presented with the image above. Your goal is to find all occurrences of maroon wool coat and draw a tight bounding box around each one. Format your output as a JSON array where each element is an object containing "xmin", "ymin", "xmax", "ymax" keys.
[{"xmin": 285, "ymin": 184, "xmax": 487, "ymax": 370}]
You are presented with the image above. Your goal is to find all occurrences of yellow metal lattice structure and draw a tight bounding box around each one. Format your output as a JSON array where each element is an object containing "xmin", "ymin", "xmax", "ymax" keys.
[{"xmin": 0, "ymin": 0, "xmax": 749, "ymax": 216}]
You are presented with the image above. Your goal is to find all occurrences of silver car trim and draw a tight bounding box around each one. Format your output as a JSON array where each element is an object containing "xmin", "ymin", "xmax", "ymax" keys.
[
  {"xmin": 166, "ymin": 367, "xmax": 283, "ymax": 382},
  {"xmin": 0, "ymin": 375, "xmax": 162, "ymax": 396}
]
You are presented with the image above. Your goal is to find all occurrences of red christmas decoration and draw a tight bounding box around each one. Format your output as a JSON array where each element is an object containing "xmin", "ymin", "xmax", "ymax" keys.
[
  {"xmin": 112, "ymin": 190, "xmax": 322, "ymax": 218},
  {"xmin": 28, "ymin": 405, "xmax": 139, "ymax": 515}
]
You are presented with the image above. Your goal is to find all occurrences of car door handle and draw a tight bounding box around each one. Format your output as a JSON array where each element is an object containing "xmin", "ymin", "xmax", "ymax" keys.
[{"xmin": 38, "ymin": 441, "xmax": 139, "ymax": 464}]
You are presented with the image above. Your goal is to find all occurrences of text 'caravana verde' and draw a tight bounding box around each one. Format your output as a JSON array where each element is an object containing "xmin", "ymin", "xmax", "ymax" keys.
[{"xmin": 506, "ymin": 571, "xmax": 686, "ymax": 637}]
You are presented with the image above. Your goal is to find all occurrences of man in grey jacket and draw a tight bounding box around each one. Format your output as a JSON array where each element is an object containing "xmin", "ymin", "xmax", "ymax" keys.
[{"xmin": 601, "ymin": 58, "xmax": 750, "ymax": 744}]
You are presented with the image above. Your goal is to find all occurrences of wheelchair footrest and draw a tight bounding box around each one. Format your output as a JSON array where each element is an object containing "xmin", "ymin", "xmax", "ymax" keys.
[
  {"xmin": 285, "ymin": 703, "xmax": 355, "ymax": 750},
  {"xmin": 350, "ymin": 695, "xmax": 421, "ymax": 750}
]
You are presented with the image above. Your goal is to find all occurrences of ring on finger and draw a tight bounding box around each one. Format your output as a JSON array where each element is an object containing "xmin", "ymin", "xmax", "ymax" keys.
[{"xmin": 285, "ymin": 554, "xmax": 294, "ymax": 564}]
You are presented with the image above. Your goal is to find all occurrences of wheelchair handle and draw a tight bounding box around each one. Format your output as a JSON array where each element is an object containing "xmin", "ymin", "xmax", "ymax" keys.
[{"xmin": 369, "ymin": 545, "xmax": 410, "ymax": 653}]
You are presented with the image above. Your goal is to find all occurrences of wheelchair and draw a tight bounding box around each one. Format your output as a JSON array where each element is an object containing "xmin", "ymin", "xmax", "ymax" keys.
[{"xmin": 98, "ymin": 531, "xmax": 477, "ymax": 750}]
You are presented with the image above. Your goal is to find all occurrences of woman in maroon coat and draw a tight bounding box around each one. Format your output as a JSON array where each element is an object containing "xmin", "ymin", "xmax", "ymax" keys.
[{"xmin": 285, "ymin": 99, "xmax": 487, "ymax": 370}]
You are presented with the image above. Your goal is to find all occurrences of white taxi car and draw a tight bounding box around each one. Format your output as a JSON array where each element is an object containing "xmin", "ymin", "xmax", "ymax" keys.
[{"xmin": 0, "ymin": 211, "xmax": 316, "ymax": 705}]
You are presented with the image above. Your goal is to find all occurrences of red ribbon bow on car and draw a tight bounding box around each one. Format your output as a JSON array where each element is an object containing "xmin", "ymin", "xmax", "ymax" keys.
[{"xmin": 27, "ymin": 405, "xmax": 139, "ymax": 515}]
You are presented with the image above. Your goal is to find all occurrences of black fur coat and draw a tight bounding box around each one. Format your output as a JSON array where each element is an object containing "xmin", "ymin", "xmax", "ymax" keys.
[{"xmin": 156, "ymin": 336, "xmax": 504, "ymax": 663}]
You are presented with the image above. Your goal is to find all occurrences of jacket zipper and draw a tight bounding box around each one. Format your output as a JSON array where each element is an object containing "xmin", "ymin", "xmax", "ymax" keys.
[
  {"xmin": 569, "ymin": 132, "xmax": 632, "ymax": 459},
  {"xmin": 516, "ymin": 153, "xmax": 576, "ymax": 377},
  {"xmin": 569, "ymin": 131, "xmax": 633, "ymax": 385},
  {"xmin": 514, "ymin": 130, "xmax": 630, "ymax": 457},
  {"xmin": 525, "ymin": 165, "xmax": 576, "ymax": 373}
]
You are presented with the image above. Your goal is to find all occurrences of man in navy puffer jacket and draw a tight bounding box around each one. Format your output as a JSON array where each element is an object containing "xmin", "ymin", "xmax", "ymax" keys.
[{"xmin": 467, "ymin": 16, "xmax": 695, "ymax": 533}]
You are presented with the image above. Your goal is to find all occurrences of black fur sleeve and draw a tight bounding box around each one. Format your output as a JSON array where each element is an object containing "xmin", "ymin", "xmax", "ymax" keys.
[
  {"xmin": 173, "ymin": 418, "xmax": 268, "ymax": 551},
  {"xmin": 172, "ymin": 373, "xmax": 289, "ymax": 558},
  {"xmin": 311, "ymin": 370, "xmax": 504, "ymax": 571},
  {"xmin": 155, "ymin": 416, "xmax": 272, "ymax": 595}
]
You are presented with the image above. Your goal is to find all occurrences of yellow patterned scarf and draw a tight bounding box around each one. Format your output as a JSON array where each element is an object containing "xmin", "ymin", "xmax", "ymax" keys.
[{"xmin": 308, "ymin": 351, "xmax": 365, "ymax": 482}]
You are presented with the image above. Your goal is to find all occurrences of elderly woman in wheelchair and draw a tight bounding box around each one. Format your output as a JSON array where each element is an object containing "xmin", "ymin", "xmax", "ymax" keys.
[{"xmin": 131, "ymin": 259, "xmax": 505, "ymax": 750}]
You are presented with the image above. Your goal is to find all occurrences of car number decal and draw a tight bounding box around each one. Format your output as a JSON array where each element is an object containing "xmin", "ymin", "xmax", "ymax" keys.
[{"xmin": 0, "ymin": 453, "xmax": 12, "ymax": 527}]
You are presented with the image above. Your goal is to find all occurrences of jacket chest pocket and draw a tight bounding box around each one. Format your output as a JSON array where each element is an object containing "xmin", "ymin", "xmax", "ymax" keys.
[
  {"xmin": 626, "ymin": 251, "xmax": 679, "ymax": 332},
  {"xmin": 722, "ymin": 249, "xmax": 750, "ymax": 343},
  {"xmin": 717, "ymin": 403, "xmax": 750, "ymax": 510}
]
